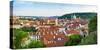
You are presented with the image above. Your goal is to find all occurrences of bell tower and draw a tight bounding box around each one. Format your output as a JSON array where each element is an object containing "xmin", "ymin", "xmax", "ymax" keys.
[{"xmin": 55, "ymin": 18, "xmax": 58, "ymax": 26}]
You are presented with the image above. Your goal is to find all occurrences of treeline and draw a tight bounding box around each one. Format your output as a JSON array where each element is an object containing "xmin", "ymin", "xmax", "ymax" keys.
[{"xmin": 58, "ymin": 12, "xmax": 97, "ymax": 19}]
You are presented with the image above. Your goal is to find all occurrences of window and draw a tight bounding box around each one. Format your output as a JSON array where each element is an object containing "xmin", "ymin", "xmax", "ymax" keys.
[{"xmin": 58, "ymin": 38, "xmax": 62, "ymax": 41}]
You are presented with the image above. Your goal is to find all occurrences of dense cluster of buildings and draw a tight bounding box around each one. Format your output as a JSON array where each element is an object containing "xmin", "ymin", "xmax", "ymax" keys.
[{"xmin": 10, "ymin": 15, "xmax": 88, "ymax": 47}]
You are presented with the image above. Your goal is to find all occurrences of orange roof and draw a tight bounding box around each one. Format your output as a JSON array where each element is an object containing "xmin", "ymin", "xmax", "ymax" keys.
[{"xmin": 66, "ymin": 29, "xmax": 80, "ymax": 34}]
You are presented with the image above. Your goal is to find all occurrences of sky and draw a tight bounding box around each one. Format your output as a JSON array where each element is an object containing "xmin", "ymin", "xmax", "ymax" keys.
[{"xmin": 11, "ymin": 1, "xmax": 97, "ymax": 16}]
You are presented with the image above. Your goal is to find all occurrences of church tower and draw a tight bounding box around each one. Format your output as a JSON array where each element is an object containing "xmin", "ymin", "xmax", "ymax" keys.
[
  {"xmin": 55, "ymin": 18, "xmax": 58, "ymax": 26},
  {"xmin": 73, "ymin": 14, "xmax": 77, "ymax": 19},
  {"xmin": 71, "ymin": 13, "xmax": 77, "ymax": 20}
]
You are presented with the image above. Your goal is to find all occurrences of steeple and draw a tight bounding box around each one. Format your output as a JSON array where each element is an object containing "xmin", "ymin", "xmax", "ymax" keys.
[
  {"xmin": 71, "ymin": 13, "xmax": 76, "ymax": 20},
  {"xmin": 73, "ymin": 14, "xmax": 76, "ymax": 19}
]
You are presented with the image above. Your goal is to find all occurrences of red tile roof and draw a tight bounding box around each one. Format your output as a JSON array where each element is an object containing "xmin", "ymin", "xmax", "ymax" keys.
[{"xmin": 65, "ymin": 29, "xmax": 80, "ymax": 34}]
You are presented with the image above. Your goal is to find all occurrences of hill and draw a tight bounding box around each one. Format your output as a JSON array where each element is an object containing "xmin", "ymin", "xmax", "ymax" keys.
[{"xmin": 58, "ymin": 12, "xmax": 97, "ymax": 19}]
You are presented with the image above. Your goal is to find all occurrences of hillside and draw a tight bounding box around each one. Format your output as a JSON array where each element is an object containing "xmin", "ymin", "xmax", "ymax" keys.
[{"xmin": 58, "ymin": 12, "xmax": 97, "ymax": 19}]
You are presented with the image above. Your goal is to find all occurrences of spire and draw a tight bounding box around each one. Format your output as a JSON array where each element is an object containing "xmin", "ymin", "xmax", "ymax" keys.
[
  {"xmin": 73, "ymin": 13, "xmax": 76, "ymax": 19},
  {"xmin": 71, "ymin": 13, "xmax": 76, "ymax": 20}
]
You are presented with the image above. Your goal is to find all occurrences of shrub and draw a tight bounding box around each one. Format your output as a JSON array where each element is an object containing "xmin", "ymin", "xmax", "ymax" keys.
[{"xmin": 65, "ymin": 34, "xmax": 82, "ymax": 46}]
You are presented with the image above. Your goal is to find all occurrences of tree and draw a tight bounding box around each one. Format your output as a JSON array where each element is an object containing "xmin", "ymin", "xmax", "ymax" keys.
[
  {"xmin": 13, "ymin": 28, "xmax": 28, "ymax": 49},
  {"xmin": 88, "ymin": 16, "xmax": 97, "ymax": 32},
  {"xmin": 79, "ymin": 31, "xmax": 97, "ymax": 45},
  {"xmin": 64, "ymin": 34, "xmax": 82, "ymax": 46},
  {"xmin": 12, "ymin": 28, "xmax": 45, "ymax": 49},
  {"xmin": 21, "ymin": 26, "xmax": 38, "ymax": 32},
  {"xmin": 23, "ymin": 40, "xmax": 46, "ymax": 48}
]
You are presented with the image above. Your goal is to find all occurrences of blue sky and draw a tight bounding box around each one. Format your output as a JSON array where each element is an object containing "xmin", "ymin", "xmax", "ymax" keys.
[{"xmin": 12, "ymin": 1, "xmax": 97, "ymax": 16}]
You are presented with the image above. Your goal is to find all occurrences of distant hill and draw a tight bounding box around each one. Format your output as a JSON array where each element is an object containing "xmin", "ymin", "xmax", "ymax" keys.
[
  {"xmin": 18, "ymin": 16, "xmax": 59, "ymax": 18},
  {"xmin": 58, "ymin": 12, "xmax": 97, "ymax": 19}
]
